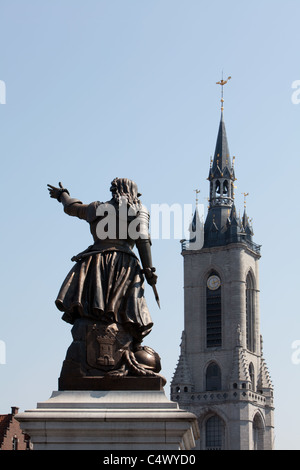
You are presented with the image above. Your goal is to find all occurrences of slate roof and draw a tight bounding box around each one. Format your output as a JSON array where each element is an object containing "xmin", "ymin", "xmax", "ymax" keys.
[{"xmin": 208, "ymin": 111, "xmax": 235, "ymax": 181}]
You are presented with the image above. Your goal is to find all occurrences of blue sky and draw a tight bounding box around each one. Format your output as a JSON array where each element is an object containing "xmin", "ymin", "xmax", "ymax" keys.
[{"xmin": 0, "ymin": 0, "xmax": 300, "ymax": 450}]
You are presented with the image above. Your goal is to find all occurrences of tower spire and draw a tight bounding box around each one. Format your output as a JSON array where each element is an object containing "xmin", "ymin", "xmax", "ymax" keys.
[
  {"xmin": 206, "ymin": 79, "xmax": 235, "ymax": 223},
  {"xmin": 203, "ymin": 78, "xmax": 258, "ymax": 251}
]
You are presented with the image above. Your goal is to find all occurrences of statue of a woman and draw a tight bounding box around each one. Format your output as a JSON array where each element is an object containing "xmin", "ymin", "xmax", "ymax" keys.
[{"xmin": 48, "ymin": 178, "xmax": 163, "ymax": 388}]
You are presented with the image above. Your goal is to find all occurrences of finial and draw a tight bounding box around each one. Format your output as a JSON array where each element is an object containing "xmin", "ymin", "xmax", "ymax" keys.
[
  {"xmin": 194, "ymin": 189, "xmax": 200, "ymax": 206},
  {"xmin": 242, "ymin": 192, "xmax": 249, "ymax": 208},
  {"xmin": 216, "ymin": 73, "xmax": 231, "ymax": 111},
  {"xmin": 233, "ymin": 183, "xmax": 237, "ymax": 199}
]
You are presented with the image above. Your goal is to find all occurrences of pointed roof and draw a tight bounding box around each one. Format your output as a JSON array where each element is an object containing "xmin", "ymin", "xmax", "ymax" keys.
[
  {"xmin": 188, "ymin": 205, "xmax": 204, "ymax": 247},
  {"xmin": 197, "ymin": 106, "xmax": 260, "ymax": 253},
  {"xmin": 230, "ymin": 203, "xmax": 240, "ymax": 226},
  {"xmin": 211, "ymin": 111, "xmax": 232, "ymax": 175},
  {"xmin": 190, "ymin": 206, "xmax": 200, "ymax": 234},
  {"xmin": 242, "ymin": 208, "xmax": 248, "ymax": 229}
]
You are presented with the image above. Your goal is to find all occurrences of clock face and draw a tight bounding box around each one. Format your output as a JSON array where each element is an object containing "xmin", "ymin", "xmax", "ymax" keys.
[{"xmin": 207, "ymin": 275, "xmax": 221, "ymax": 290}]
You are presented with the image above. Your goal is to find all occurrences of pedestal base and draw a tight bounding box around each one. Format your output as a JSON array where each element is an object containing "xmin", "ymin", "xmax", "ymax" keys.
[
  {"xmin": 58, "ymin": 375, "xmax": 164, "ymax": 391},
  {"xmin": 16, "ymin": 390, "xmax": 199, "ymax": 450}
]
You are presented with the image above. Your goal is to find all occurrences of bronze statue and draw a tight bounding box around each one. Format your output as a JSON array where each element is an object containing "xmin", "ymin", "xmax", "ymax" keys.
[{"xmin": 47, "ymin": 178, "xmax": 165, "ymax": 390}]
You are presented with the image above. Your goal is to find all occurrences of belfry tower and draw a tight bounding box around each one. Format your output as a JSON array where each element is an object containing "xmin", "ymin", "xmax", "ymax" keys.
[{"xmin": 171, "ymin": 82, "xmax": 275, "ymax": 450}]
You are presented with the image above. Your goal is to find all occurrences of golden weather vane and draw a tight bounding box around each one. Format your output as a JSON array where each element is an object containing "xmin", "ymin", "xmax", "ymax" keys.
[{"xmin": 216, "ymin": 74, "xmax": 231, "ymax": 111}]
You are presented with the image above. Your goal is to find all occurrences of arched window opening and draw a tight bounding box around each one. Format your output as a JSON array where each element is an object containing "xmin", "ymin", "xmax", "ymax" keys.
[
  {"xmin": 206, "ymin": 272, "xmax": 222, "ymax": 348},
  {"xmin": 210, "ymin": 182, "xmax": 213, "ymax": 201},
  {"xmin": 223, "ymin": 180, "xmax": 228, "ymax": 195},
  {"xmin": 206, "ymin": 362, "xmax": 222, "ymax": 391},
  {"xmin": 205, "ymin": 415, "xmax": 224, "ymax": 450},
  {"xmin": 215, "ymin": 180, "xmax": 221, "ymax": 195},
  {"xmin": 249, "ymin": 363, "xmax": 255, "ymax": 391},
  {"xmin": 253, "ymin": 413, "xmax": 264, "ymax": 450},
  {"xmin": 246, "ymin": 272, "xmax": 255, "ymax": 352}
]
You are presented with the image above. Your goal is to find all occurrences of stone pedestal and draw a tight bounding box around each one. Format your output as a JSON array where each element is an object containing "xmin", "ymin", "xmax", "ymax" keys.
[{"xmin": 16, "ymin": 389, "xmax": 199, "ymax": 450}]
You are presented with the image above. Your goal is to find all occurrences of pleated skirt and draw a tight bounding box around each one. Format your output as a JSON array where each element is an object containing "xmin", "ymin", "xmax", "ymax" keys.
[{"xmin": 55, "ymin": 250, "xmax": 153, "ymax": 341}]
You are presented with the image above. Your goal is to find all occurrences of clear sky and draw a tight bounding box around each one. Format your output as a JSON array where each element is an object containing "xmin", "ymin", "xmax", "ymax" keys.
[{"xmin": 0, "ymin": 0, "xmax": 299, "ymax": 450}]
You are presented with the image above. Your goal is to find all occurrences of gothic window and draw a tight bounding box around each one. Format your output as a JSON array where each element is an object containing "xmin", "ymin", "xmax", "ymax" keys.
[
  {"xmin": 253, "ymin": 413, "xmax": 264, "ymax": 450},
  {"xmin": 205, "ymin": 415, "xmax": 224, "ymax": 450},
  {"xmin": 215, "ymin": 180, "xmax": 221, "ymax": 194},
  {"xmin": 246, "ymin": 272, "xmax": 255, "ymax": 352},
  {"xmin": 206, "ymin": 272, "xmax": 222, "ymax": 348},
  {"xmin": 249, "ymin": 363, "xmax": 255, "ymax": 390},
  {"xmin": 223, "ymin": 180, "xmax": 228, "ymax": 195},
  {"xmin": 206, "ymin": 362, "xmax": 222, "ymax": 391}
]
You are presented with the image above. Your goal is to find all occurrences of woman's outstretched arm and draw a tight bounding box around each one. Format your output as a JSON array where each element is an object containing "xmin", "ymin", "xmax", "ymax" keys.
[{"xmin": 47, "ymin": 182, "xmax": 89, "ymax": 220}]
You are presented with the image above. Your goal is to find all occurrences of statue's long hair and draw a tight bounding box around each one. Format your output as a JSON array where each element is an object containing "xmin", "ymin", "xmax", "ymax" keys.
[{"xmin": 110, "ymin": 177, "xmax": 142, "ymax": 208}]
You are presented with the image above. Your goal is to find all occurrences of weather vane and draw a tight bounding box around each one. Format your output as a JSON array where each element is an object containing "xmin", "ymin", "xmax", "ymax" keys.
[{"xmin": 216, "ymin": 74, "xmax": 231, "ymax": 111}]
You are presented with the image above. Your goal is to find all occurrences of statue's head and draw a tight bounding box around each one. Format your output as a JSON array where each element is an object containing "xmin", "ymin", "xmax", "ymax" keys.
[{"xmin": 110, "ymin": 177, "xmax": 141, "ymax": 205}]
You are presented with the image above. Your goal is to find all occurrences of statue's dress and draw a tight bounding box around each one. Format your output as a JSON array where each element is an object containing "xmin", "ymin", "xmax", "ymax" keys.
[{"xmin": 55, "ymin": 200, "xmax": 153, "ymax": 342}]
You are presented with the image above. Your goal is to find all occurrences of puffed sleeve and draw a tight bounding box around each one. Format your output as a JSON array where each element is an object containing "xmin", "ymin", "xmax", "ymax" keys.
[
  {"xmin": 64, "ymin": 202, "xmax": 90, "ymax": 220},
  {"xmin": 60, "ymin": 192, "xmax": 88, "ymax": 220},
  {"xmin": 60, "ymin": 192, "xmax": 102, "ymax": 222}
]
